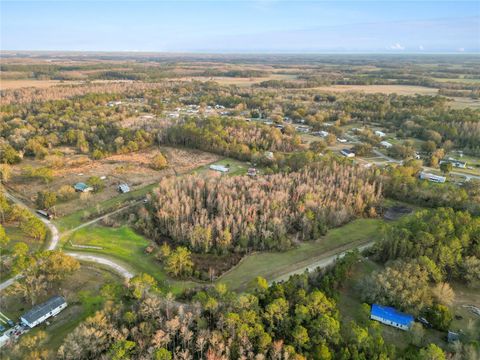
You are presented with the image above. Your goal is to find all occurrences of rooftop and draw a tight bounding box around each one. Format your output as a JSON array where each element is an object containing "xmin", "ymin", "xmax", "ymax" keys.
[
  {"xmin": 371, "ymin": 304, "xmax": 414, "ymax": 326},
  {"xmin": 21, "ymin": 296, "xmax": 66, "ymax": 324}
]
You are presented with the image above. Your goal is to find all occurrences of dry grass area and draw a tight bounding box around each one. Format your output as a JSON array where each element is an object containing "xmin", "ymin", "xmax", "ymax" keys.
[
  {"xmin": 178, "ymin": 73, "xmax": 297, "ymax": 87},
  {"xmin": 305, "ymin": 84, "xmax": 439, "ymax": 96},
  {"xmin": 0, "ymin": 79, "xmax": 81, "ymax": 90},
  {"xmin": 7, "ymin": 146, "xmax": 220, "ymax": 216}
]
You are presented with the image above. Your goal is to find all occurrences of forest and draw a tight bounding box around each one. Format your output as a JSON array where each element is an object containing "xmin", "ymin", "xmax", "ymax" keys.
[{"xmin": 136, "ymin": 161, "xmax": 381, "ymax": 256}]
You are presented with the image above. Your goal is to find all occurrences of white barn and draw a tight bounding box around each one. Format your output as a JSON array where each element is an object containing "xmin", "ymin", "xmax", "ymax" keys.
[{"xmin": 21, "ymin": 296, "xmax": 67, "ymax": 328}]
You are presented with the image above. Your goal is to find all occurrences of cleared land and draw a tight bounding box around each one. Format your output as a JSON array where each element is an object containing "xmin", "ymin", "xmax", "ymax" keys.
[
  {"xmin": 306, "ymin": 84, "xmax": 439, "ymax": 95},
  {"xmin": 8, "ymin": 146, "xmax": 220, "ymax": 216},
  {"xmin": 218, "ymin": 218, "xmax": 382, "ymax": 291}
]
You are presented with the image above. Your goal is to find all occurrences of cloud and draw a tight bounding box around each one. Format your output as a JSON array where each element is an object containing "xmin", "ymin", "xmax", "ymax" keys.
[
  {"xmin": 457, "ymin": 47, "xmax": 465, "ymax": 52},
  {"xmin": 389, "ymin": 43, "xmax": 405, "ymax": 50},
  {"xmin": 419, "ymin": 45, "xmax": 424, "ymax": 51}
]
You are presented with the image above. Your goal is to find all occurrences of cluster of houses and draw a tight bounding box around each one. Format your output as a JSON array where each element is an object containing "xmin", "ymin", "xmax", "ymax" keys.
[
  {"xmin": 74, "ymin": 181, "xmax": 130, "ymax": 193},
  {"xmin": 439, "ymin": 158, "xmax": 467, "ymax": 169}
]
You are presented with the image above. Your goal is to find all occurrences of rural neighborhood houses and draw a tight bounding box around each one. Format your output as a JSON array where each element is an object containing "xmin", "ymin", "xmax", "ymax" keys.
[
  {"xmin": 380, "ymin": 140, "xmax": 393, "ymax": 148},
  {"xmin": 440, "ymin": 158, "xmax": 467, "ymax": 169},
  {"xmin": 20, "ymin": 296, "xmax": 67, "ymax": 329},
  {"xmin": 375, "ymin": 130, "xmax": 386, "ymax": 137},
  {"xmin": 370, "ymin": 304, "xmax": 414, "ymax": 331}
]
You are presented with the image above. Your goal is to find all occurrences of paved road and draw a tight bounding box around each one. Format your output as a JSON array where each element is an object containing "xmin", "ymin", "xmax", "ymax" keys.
[{"xmin": 270, "ymin": 241, "xmax": 374, "ymax": 284}]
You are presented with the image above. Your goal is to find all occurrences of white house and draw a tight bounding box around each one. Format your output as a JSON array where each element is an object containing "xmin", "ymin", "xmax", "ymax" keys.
[
  {"xmin": 209, "ymin": 165, "xmax": 229, "ymax": 173},
  {"xmin": 420, "ymin": 172, "xmax": 446, "ymax": 183},
  {"xmin": 375, "ymin": 130, "xmax": 386, "ymax": 137},
  {"xmin": 21, "ymin": 296, "xmax": 67, "ymax": 328},
  {"xmin": 380, "ymin": 141, "xmax": 393, "ymax": 148}
]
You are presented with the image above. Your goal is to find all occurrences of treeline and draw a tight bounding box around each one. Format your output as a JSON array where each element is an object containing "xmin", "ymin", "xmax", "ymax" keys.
[
  {"xmin": 382, "ymin": 163, "xmax": 480, "ymax": 215},
  {"xmin": 136, "ymin": 161, "xmax": 382, "ymax": 254},
  {"xmin": 1, "ymin": 94, "xmax": 155, "ymax": 160},
  {"xmin": 375, "ymin": 208, "xmax": 479, "ymax": 286},
  {"xmin": 162, "ymin": 116, "xmax": 303, "ymax": 161},
  {"xmin": 0, "ymin": 191, "xmax": 47, "ymax": 243}
]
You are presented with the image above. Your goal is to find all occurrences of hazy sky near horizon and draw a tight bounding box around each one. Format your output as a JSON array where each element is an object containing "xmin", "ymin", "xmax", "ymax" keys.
[{"xmin": 1, "ymin": 1, "xmax": 479, "ymax": 53}]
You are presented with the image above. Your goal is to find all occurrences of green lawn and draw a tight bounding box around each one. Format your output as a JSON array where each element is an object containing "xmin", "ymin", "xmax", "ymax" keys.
[
  {"xmin": 193, "ymin": 158, "xmax": 251, "ymax": 177},
  {"xmin": 218, "ymin": 218, "xmax": 383, "ymax": 291},
  {"xmin": 55, "ymin": 183, "xmax": 157, "ymax": 232},
  {"xmin": 0, "ymin": 265, "xmax": 122, "ymax": 354},
  {"xmin": 63, "ymin": 225, "xmax": 196, "ymax": 294},
  {"xmin": 3, "ymin": 225, "xmax": 45, "ymax": 253}
]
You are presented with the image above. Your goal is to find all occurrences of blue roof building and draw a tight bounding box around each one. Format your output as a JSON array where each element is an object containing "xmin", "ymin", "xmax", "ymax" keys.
[{"xmin": 370, "ymin": 304, "xmax": 414, "ymax": 330}]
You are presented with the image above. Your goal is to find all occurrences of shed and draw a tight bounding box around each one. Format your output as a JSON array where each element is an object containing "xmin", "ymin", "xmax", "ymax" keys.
[
  {"xmin": 370, "ymin": 304, "xmax": 414, "ymax": 330},
  {"xmin": 21, "ymin": 296, "xmax": 67, "ymax": 328},
  {"xmin": 118, "ymin": 183, "xmax": 130, "ymax": 193},
  {"xmin": 74, "ymin": 182, "xmax": 93, "ymax": 192}
]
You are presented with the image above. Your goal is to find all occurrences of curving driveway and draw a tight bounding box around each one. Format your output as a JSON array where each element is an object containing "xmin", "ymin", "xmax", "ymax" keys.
[{"xmin": 0, "ymin": 190, "xmax": 137, "ymax": 291}]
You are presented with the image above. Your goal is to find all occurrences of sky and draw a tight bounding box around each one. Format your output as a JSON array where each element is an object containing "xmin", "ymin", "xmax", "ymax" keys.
[{"xmin": 1, "ymin": 1, "xmax": 479, "ymax": 53}]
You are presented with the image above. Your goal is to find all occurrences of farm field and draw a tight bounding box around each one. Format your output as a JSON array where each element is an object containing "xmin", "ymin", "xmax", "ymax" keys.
[
  {"xmin": 0, "ymin": 265, "xmax": 122, "ymax": 353},
  {"xmin": 63, "ymin": 225, "xmax": 197, "ymax": 294},
  {"xmin": 218, "ymin": 218, "xmax": 383, "ymax": 291},
  {"xmin": 7, "ymin": 146, "xmax": 220, "ymax": 217},
  {"xmin": 304, "ymin": 84, "xmax": 439, "ymax": 95},
  {"xmin": 0, "ymin": 79, "xmax": 81, "ymax": 90}
]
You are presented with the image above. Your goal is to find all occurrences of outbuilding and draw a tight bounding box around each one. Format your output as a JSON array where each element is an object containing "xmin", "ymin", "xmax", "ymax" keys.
[
  {"xmin": 340, "ymin": 149, "xmax": 355, "ymax": 158},
  {"xmin": 73, "ymin": 182, "xmax": 93, "ymax": 193},
  {"xmin": 20, "ymin": 296, "xmax": 67, "ymax": 329},
  {"xmin": 118, "ymin": 183, "xmax": 130, "ymax": 193},
  {"xmin": 370, "ymin": 304, "xmax": 414, "ymax": 330}
]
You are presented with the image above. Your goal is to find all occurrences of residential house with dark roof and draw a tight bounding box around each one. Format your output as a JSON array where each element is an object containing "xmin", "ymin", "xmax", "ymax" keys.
[{"xmin": 21, "ymin": 296, "xmax": 67, "ymax": 328}]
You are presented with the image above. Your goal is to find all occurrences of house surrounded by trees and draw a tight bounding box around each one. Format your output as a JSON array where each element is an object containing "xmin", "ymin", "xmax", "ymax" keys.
[{"xmin": 370, "ymin": 304, "xmax": 414, "ymax": 331}]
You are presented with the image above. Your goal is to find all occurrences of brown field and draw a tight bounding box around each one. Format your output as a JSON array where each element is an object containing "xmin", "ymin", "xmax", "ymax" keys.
[
  {"xmin": 7, "ymin": 146, "xmax": 220, "ymax": 216},
  {"xmin": 0, "ymin": 79, "xmax": 83, "ymax": 90},
  {"xmin": 306, "ymin": 84, "xmax": 439, "ymax": 96},
  {"xmin": 178, "ymin": 73, "xmax": 297, "ymax": 87}
]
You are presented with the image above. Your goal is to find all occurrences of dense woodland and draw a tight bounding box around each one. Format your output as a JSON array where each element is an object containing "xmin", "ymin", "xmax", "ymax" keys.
[{"xmin": 137, "ymin": 162, "xmax": 381, "ymax": 255}]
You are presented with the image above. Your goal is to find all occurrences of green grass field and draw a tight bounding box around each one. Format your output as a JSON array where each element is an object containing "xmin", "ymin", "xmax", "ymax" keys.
[
  {"xmin": 193, "ymin": 158, "xmax": 251, "ymax": 177},
  {"xmin": 63, "ymin": 225, "xmax": 197, "ymax": 293},
  {"xmin": 218, "ymin": 218, "xmax": 383, "ymax": 291},
  {"xmin": 0, "ymin": 265, "xmax": 122, "ymax": 354},
  {"xmin": 55, "ymin": 183, "xmax": 157, "ymax": 232}
]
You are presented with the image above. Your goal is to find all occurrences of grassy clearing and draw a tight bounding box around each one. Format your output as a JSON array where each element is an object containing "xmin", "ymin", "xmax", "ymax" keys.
[
  {"xmin": 63, "ymin": 225, "xmax": 196, "ymax": 294},
  {"xmin": 55, "ymin": 183, "xmax": 156, "ymax": 232},
  {"xmin": 193, "ymin": 158, "xmax": 251, "ymax": 177},
  {"xmin": 218, "ymin": 218, "xmax": 383, "ymax": 291}
]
